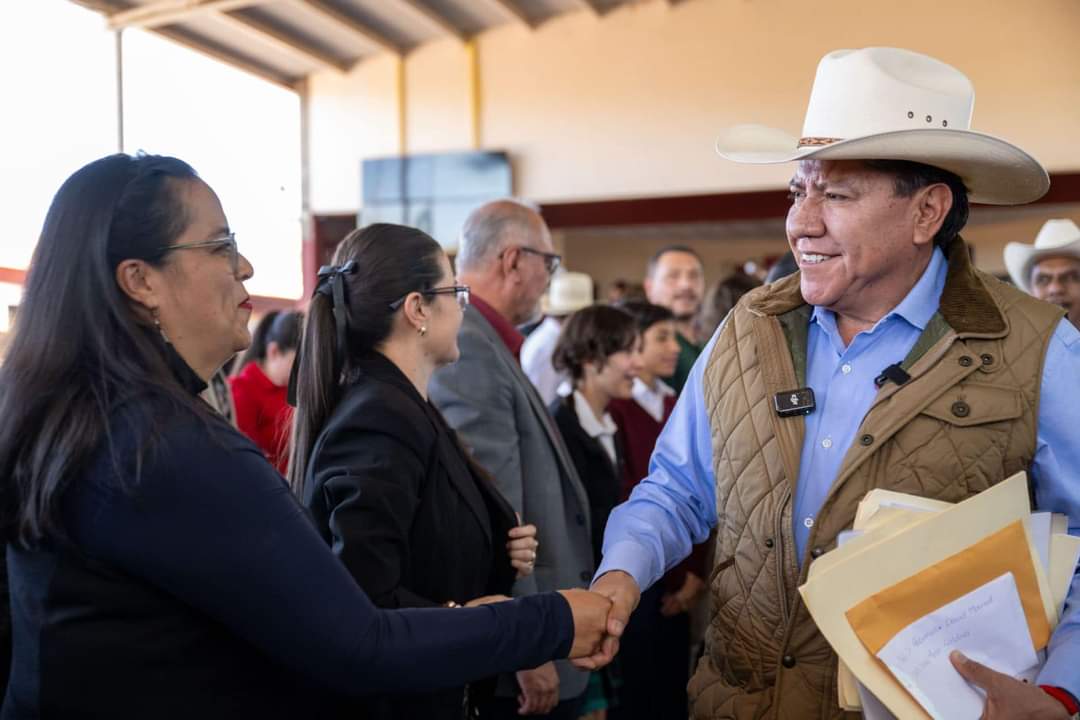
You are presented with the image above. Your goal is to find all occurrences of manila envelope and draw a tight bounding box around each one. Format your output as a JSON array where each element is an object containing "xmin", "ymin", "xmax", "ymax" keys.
[
  {"xmin": 853, "ymin": 490, "xmax": 952, "ymax": 530},
  {"xmin": 845, "ymin": 520, "xmax": 1051, "ymax": 657},
  {"xmin": 799, "ymin": 473, "xmax": 1055, "ymax": 720}
]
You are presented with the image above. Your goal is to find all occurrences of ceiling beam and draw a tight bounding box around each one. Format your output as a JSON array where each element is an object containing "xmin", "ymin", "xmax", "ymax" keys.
[
  {"xmin": 577, "ymin": 0, "xmax": 602, "ymax": 15},
  {"xmin": 473, "ymin": 0, "xmax": 535, "ymax": 29},
  {"xmin": 284, "ymin": 0, "xmax": 400, "ymax": 56},
  {"xmin": 383, "ymin": 0, "xmax": 466, "ymax": 42},
  {"xmin": 106, "ymin": 0, "xmax": 268, "ymax": 30},
  {"xmin": 152, "ymin": 26, "xmax": 298, "ymax": 89},
  {"xmin": 210, "ymin": 10, "xmax": 351, "ymax": 72}
]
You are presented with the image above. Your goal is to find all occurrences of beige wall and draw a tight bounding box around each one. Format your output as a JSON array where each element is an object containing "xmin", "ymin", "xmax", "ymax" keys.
[{"xmin": 306, "ymin": 0, "xmax": 1080, "ymax": 212}]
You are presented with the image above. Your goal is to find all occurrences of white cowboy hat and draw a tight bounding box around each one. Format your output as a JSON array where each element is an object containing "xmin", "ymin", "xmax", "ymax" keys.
[
  {"xmin": 1004, "ymin": 219, "xmax": 1080, "ymax": 292},
  {"xmin": 715, "ymin": 47, "xmax": 1049, "ymax": 205},
  {"xmin": 542, "ymin": 271, "xmax": 594, "ymax": 316}
]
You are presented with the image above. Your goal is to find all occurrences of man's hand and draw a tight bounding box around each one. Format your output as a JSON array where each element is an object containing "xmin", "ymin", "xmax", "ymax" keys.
[
  {"xmin": 949, "ymin": 651, "xmax": 1071, "ymax": 719},
  {"xmin": 556, "ymin": 589, "xmax": 611, "ymax": 658},
  {"xmin": 572, "ymin": 571, "xmax": 640, "ymax": 671},
  {"xmin": 515, "ymin": 662, "xmax": 559, "ymax": 715},
  {"xmin": 660, "ymin": 571, "xmax": 706, "ymax": 617}
]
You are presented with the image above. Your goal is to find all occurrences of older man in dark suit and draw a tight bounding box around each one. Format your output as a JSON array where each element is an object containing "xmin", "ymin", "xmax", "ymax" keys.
[{"xmin": 430, "ymin": 200, "xmax": 593, "ymax": 719}]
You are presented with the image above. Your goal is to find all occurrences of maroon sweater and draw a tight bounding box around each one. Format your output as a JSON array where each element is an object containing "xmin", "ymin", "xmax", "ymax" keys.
[{"xmin": 609, "ymin": 394, "xmax": 709, "ymax": 592}]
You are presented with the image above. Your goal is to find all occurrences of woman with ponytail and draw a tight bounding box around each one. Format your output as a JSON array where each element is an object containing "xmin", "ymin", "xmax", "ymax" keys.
[
  {"xmin": 230, "ymin": 309, "xmax": 302, "ymax": 472},
  {"xmin": 289, "ymin": 224, "xmax": 542, "ymax": 720},
  {"xmin": 0, "ymin": 154, "xmax": 611, "ymax": 719}
]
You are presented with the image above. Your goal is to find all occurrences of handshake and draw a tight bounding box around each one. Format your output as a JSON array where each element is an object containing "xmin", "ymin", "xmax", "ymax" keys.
[{"xmin": 557, "ymin": 570, "xmax": 642, "ymax": 669}]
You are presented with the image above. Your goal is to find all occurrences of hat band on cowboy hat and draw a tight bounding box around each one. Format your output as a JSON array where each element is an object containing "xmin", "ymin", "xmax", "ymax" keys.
[
  {"xmin": 714, "ymin": 47, "xmax": 1049, "ymax": 206},
  {"xmin": 1004, "ymin": 218, "xmax": 1080, "ymax": 293}
]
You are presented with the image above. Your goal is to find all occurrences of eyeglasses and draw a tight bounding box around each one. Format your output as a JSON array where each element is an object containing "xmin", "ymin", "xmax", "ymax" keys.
[
  {"xmin": 503, "ymin": 246, "xmax": 562, "ymax": 275},
  {"xmin": 389, "ymin": 285, "xmax": 471, "ymax": 311},
  {"xmin": 155, "ymin": 233, "xmax": 240, "ymax": 275}
]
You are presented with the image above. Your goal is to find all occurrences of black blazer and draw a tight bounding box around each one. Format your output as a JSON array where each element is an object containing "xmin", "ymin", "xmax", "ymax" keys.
[
  {"xmin": 550, "ymin": 395, "xmax": 624, "ymax": 566},
  {"xmin": 303, "ymin": 351, "xmax": 520, "ymax": 719}
]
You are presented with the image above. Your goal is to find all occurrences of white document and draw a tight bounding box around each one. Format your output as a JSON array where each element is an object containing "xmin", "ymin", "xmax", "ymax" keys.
[
  {"xmin": 1029, "ymin": 512, "xmax": 1052, "ymax": 574},
  {"xmin": 856, "ymin": 682, "xmax": 897, "ymax": 720},
  {"xmin": 874, "ymin": 572, "xmax": 1039, "ymax": 720}
]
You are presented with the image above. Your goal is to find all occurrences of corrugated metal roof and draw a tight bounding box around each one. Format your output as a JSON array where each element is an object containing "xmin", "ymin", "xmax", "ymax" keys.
[{"xmin": 70, "ymin": 0, "xmax": 662, "ymax": 89}]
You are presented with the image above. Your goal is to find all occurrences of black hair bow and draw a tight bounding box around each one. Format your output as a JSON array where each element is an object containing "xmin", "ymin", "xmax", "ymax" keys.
[{"xmin": 286, "ymin": 260, "xmax": 358, "ymax": 407}]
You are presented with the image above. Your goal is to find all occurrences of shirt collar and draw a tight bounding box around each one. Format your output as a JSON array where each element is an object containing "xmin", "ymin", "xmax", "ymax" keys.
[
  {"xmin": 572, "ymin": 390, "xmax": 617, "ymax": 439},
  {"xmin": 631, "ymin": 377, "xmax": 675, "ymax": 423},
  {"xmin": 811, "ymin": 246, "xmax": 948, "ymax": 335},
  {"xmin": 470, "ymin": 294, "xmax": 525, "ymax": 360}
]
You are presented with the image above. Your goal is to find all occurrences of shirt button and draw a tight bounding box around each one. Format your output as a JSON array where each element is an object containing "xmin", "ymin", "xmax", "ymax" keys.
[
  {"xmin": 764, "ymin": 538, "xmax": 775, "ymax": 549},
  {"xmin": 803, "ymin": 517, "xmax": 815, "ymax": 529},
  {"xmin": 841, "ymin": 363, "xmax": 852, "ymax": 375},
  {"xmin": 860, "ymin": 434, "xmax": 874, "ymax": 446},
  {"xmin": 811, "ymin": 547, "xmax": 824, "ymax": 559},
  {"xmin": 821, "ymin": 437, "xmax": 832, "ymax": 449},
  {"xmin": 782, "ymin": 654, "xmax": 797, "ymax": 669}
]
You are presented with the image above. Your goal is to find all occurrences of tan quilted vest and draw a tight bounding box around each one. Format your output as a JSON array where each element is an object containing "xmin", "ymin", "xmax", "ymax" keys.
[{"xmin": 687, "ymin": 240, "xmax": 1064, "ymax": 720}]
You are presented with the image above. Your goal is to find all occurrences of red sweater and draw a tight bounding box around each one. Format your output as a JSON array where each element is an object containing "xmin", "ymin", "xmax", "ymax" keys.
[
  {"xmin": 609, "ymin": 393, "xmax": 709, "ymax": 591},
  {"xmin": 229, "ymin": 362, "xmax": 292, "ymax": 475}
]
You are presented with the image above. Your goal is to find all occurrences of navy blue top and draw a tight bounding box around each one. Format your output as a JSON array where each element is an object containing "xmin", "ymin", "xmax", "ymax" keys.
[{"xmin": 3, "ymin": 354, "xmax": 573, "ymax": 719}]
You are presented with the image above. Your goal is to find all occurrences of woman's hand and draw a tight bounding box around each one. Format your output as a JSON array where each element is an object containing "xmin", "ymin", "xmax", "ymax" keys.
[
  {"xmin": 557, "ymin": 589, "xmax": 613, "ymax": 659},
  {"xmin": 507, "ymin": 523, "xmax": 539, "ymax": 579},
  {"xmin": 464, "ymin": 594, "xmax": 511, "ymax": 608}
]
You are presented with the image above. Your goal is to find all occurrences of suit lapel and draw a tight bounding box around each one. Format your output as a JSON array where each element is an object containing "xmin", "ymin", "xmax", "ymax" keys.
[{"xmin": 466, "ymin": 310, "xmax": 593, "ymax": 519}]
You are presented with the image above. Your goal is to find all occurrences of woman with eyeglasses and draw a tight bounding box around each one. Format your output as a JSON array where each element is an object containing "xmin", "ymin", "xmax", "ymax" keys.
[
  {"xmin": 288, "ymin": 224, "xmax": 545, "ymax": 720},
  {"xmin": 0, "ymin": 154, "xmax": 610, "ymax": 719}
]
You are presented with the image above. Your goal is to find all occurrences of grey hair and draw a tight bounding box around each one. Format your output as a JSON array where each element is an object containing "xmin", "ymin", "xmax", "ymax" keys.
[{"xmin": 456, "ymin": 198, "xmax": 542, "ymax": 272}]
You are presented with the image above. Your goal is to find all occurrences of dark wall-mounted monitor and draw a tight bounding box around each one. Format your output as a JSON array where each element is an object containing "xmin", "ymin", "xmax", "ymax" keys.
[{"xmin": 360, "ymin": 150, "xmax": 513, "ymax": 252}]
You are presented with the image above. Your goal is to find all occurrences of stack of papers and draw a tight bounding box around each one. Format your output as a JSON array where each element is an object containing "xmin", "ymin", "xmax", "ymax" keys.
[{"xmin": 798, "ymin": 472, "xmax": 1080, "ymax": 720}]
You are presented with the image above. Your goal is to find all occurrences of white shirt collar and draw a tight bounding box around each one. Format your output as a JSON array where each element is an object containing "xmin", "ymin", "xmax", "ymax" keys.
[
  {"xmin": 572, "ymin": 390, "xmax": 617, "ymax": 438},
  {"xmin": 631, "ymin": 377, "xmax": 675, "ymax": 423},
  {"xmin": 572, "ymin": 390, "xmax": 618, "ymax": 465}
]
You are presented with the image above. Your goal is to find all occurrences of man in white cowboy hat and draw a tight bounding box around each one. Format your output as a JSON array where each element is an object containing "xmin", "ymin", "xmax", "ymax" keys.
[
  {"xmin": 579, "ymin": 48, "xmax": 1080, "ymax": 719},
  {"xmin": 522, "ymin": 271, "xmax": 595, "ymax": 405},
  {"xmin": 1006, "ymin": 219, "xmax": 1080, "ymax": 330}
]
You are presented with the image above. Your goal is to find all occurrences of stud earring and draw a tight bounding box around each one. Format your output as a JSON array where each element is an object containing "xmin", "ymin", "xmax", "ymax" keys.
[{"xmin": 419, "ymin": 325, "xmax": 428, "ymax": 337}]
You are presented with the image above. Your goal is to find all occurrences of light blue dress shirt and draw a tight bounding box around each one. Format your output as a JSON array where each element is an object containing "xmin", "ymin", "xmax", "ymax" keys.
[{"xmin": 598, "ymin": 248, "xmax": 1080, "ymax": 696}]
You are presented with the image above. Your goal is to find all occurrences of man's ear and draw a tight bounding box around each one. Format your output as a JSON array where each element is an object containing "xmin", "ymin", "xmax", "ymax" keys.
[
  {"xmin": 913, "ymin": 183, "xmax": 954, "ymax": 248},
  {"xmin": 500, "ymin": 245, "xmax": 521, "ymax": 279},
  {"xmin": 115, "ymin": 259, "xmax": 160, "ymax": 312}
]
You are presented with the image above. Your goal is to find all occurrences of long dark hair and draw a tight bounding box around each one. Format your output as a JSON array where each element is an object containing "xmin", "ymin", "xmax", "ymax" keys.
[
  {"xmin": 0, "ymin": 153, "xmax": 205, "ymax": 546},
  {"xmin": 287, "ymin": 223, "xmax": 445, "ymax": 496},
  {"xmin": 233, "ymin": 310, "xmax": 303, "ymax": 373}
]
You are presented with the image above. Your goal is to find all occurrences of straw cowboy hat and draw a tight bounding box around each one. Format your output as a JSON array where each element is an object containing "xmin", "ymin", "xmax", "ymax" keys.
[
  {"xmin": 714, "ymin": 47, "xmax": 1049, "ymax": 205},
  {"xmin": 1004, "ymin": 219, "xmax": 1080, "ymax": 293},
  {"xmin": 542, "ymin": 271, "xmax": 594, "ymax": 316}
]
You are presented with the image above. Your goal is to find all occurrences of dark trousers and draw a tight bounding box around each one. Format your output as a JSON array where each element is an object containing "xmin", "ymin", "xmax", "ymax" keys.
[
  {"xmin": 477, "ymin": 693, "xmax": 584, "ymax": 720},
  {"xmin": 608, "ymin": 584, "xmax": 690, "ymax": 720}
]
